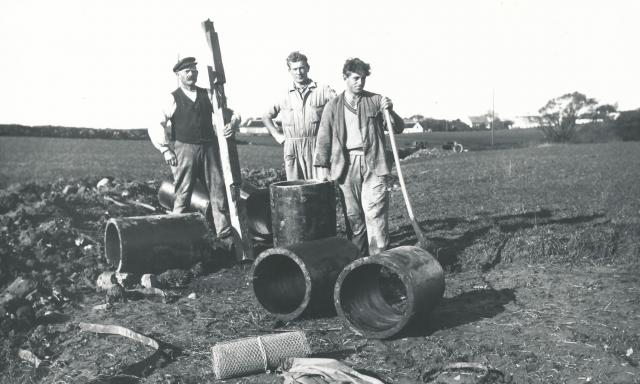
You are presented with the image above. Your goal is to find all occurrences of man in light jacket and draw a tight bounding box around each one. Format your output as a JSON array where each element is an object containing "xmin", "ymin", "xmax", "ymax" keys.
[{"xmin": 313, "ymin": 58, "xmax": 404, "ymax": 256}]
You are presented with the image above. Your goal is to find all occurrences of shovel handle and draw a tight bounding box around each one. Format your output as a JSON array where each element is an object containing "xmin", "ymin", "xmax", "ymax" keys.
[{"xmin": 383, "ymin": 108, "xmax": 430, "ymax": 249}]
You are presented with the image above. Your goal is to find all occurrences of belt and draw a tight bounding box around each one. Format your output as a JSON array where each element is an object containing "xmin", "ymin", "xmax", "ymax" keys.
[
  {"xmin": 348, "ymin": 148, "xmax": 364, "ymax": 156},
  {"xmin": 286, "ymin": 136, "xmax": 315, "ymax": 140}
]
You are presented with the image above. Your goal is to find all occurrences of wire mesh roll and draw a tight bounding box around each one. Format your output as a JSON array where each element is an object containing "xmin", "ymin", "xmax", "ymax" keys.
[{"xmin": 210, "ymin": 331, "xmax": 311, "ymax": 379}]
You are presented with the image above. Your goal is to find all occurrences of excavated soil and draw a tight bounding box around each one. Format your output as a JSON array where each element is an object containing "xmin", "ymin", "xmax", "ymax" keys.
[{"xmin": 1, "ymin": 149, "xmax": 639, "ymax": 383}]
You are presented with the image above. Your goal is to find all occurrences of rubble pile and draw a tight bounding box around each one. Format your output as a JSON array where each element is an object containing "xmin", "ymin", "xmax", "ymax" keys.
[
  {"xmin": 0, "ymin": 168, "xmax": 285, "ymax": 340},
  {"xmin": 401, "ymin": 146, "xmax": 455, "ymax": 161}
]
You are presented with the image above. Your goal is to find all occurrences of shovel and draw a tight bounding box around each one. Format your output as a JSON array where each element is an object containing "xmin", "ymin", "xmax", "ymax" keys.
[{"xmin": 383, "ymin": 108, "xmax": 432, "ymax": 252}]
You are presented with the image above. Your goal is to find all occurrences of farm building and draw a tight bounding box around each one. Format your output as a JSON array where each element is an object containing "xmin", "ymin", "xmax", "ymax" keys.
[
  {"xmin": 402, "ymin": 121, "xmax": 427, "ymax": 133},
  {"xmin": 510, "ymin": 116, "xmax": 542, "ymax": 129},
  {"xmin": 464, "ymin": 115, "xmax": 492, "ymax": 130}
]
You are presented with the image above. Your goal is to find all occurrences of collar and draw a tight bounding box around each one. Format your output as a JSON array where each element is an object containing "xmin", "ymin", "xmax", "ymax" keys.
[{"xmin": 289, "ymin": 80, "xmax": 317, "ymax": 92}]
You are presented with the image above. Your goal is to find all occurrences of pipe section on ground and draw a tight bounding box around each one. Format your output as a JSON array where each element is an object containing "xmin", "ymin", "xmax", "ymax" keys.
[
  {"xmin": 334, "ymin": 246, "xmax": 445, "ymax": 339},
  {"xmin": 269, "ymin": 180, "xmax": 336, "ymax": 247},
  {"xmin": 157, "ymin": 179, "xmax": 272, "ymax": 240},
  {"xmin": 104, "ymin": 212, "xmax": 211, "ymax": 274},
  {"xmin": 251, "ymin": 237, "xmax": 358, "ymax": 321}
]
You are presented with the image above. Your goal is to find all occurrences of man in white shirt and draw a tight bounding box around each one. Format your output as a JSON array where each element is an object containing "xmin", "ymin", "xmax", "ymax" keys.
[{"xmin": 148, "ymin": 57, "xmax": 240, "ymax": 244}]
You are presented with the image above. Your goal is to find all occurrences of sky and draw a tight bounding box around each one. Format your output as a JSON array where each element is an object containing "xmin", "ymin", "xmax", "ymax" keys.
[{"xmin": 0, "ymin": 0, "xmax": 638, "ymax": 129}]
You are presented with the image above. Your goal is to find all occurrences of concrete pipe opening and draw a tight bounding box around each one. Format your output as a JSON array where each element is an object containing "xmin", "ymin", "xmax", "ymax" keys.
[
  {"xmin": 337, "ymin": 263, "xmax": 411, "ymax": 337},
  {"xmin": 104, "ymin": 220, "xmax": 124, "ymax": 271},
  {"xmin": 252, "ymin": 237, "xmax": 359, "ymax": 321},
  {"xmin": 335, "ymin": 246, "xmax": 445, "ymax": 339},
  {"xmin": 252, "ymin": 250, "xmax": 308, "ymax": 319}
]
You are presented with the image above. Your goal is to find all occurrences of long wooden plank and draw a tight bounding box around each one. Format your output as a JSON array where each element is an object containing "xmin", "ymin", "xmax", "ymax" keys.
[{"xmin": 201, "ymin": 19, "xmax": 253, "ymax": 262}]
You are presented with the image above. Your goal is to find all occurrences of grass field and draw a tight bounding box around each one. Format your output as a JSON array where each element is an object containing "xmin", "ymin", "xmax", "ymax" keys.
[
  {"xmin": 1, "ymin": 134, "xmax": 639, "ymax": 383},
  {"xmin": 0, "ymin": 129, "xmax": 544, "ymax": 187}
]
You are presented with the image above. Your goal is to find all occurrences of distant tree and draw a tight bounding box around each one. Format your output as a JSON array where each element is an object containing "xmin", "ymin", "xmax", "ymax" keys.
[
  {"xmin": 408, "ymin": 114, "xmax": 425, "ymax": 122},
  {"xmin": 538, "ymin": 92, "xmax": 598, "ymax": 142},
  {"xmin": 613, "ymin": 109, "xmax": 640, "ymax": 141},
  {"xmin": 591, "ymin": 104, "xmax": 618, "ymax": 122}
]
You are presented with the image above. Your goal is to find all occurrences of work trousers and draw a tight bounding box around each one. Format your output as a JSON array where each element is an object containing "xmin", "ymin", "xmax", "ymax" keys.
[
  {"xmin": 338, "ymin": 153, "xmax": 389, "ymax": 257},
  {"xmin": 284, "ymin": 136, "xmax": 319, "ymax": 181},
  {"xmin": 171, "ymin": 141, "xmax": 231, "ymax": 237}
]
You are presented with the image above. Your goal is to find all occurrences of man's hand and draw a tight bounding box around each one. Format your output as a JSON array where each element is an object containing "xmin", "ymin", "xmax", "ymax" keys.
[
  {"xmin": 163, "ymin": 149, "xmax": 177, "ymax": 167},
  {"xmin": 315, "ymin": 166, "xmax": 330, "ymax": 181},
  {"xmin": 223, "ymin": 123, "xmax": 235, "ymax": 138},
  {"xmin": 274, "ymin": 132, "xmax": 286, "ymax": 145},
  {"xmin": 381, "ymin": 96, "xmax": 394, "ymax": 111}
]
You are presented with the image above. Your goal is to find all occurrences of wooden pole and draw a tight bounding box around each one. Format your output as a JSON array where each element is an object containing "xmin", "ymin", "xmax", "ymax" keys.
[
  {"xmin": 202, "ymin": 19, "xmax": 253, "ymax": 262},
  {"xmin": 383, "ymin": 109, "xmax": 431, "ymax": 251}
]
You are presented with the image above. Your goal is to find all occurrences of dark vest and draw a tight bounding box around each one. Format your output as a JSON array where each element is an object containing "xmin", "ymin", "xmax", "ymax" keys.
[{"xmin": 170, "ymin": 87, "xmax": 215, "ymax": 143}]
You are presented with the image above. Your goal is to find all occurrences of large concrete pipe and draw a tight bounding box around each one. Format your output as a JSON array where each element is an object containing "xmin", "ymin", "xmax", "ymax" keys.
[
  {"xmin": 334, "ymin": 246, "xmax": 445, "ymax": 339},
  {"xmin": 157, "ymin": 179, "xmax": 272, "ymax": 240},
  {"xmin": 157, "ymin": 180, "xmax": 210, "ymax": 216},
  {"xmin": 104, "ymin": 212, "xmax": 211, "ymax": 274},
  {"xmin": 269, "ymin": 180, "xmax": 336, "ymax": 247},
  {"xmin": 251, "ymin": 237, "xmax": 358, "ymax": 321}
]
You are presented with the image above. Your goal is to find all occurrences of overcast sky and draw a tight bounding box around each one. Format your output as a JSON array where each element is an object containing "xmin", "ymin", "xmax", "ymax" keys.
[{"xmin": 1, "ymin": 0, "xmax": 638, "ymax": 129}]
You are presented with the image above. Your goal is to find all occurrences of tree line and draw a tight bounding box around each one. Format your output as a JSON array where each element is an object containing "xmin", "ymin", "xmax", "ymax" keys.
[{"xmin": 0, "ymin": 124, "xmax": 149, "ymax": 140}]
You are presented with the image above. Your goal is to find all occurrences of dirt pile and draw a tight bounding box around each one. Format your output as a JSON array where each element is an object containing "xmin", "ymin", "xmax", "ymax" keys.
[{"xmin": 0, "ymin": 168, "xmax": 286, "ymax": 339}]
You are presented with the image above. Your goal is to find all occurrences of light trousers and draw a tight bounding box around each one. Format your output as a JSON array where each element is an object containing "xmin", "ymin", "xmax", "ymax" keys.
[
  {"xmin": 338, "ymin": 153, "xmax": 389, "ymax": 257},
  {"xmin": 171, "ymin": 141, "xmax": 231, "ymax": 237}
]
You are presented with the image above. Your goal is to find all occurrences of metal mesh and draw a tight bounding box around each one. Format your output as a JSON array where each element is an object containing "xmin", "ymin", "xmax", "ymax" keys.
[{"xmin": 210, "ymin": 331, "xmax": 311, "ymax": 380}]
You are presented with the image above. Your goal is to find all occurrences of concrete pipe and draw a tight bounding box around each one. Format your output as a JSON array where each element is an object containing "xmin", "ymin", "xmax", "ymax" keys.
[
  {"xmin": 157, "ymin": 179, "xmax": 272, "ymax": 240},
  {"xmin": 251, "ymin": 237, "xmax": 358, "ymax": 321},
  {"xmin": 270, "ymin": 180, "xmax": 336, "ymax": 247},
  {"xmin": 157, "ymin": 180, "xmax": 210, "ymax": 215},
  {"xmin": 334, "ymin": 246, "xmax": 445, "ymax": 339},
  {"xmin": 104, "ymin": 212, "xmax": 211, "ymax": 274}
]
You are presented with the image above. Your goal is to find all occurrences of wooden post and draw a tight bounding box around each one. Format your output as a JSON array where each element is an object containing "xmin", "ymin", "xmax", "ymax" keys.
[{"xmin": 202, "ymin": 19, "xmax": 254, "ymax": 262}]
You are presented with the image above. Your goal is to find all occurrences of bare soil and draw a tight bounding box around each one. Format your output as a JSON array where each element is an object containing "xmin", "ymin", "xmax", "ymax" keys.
[{"xmin": 1, "ymin": 142, "xmax": 639, "ymax": 384}]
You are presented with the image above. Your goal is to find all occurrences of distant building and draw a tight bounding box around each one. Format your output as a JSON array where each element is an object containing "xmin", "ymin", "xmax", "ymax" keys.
[
  {"xmin": 510, "ymin": 116, "xmax": 542, "ymax": 129},
  {"xmin": 464, "ymin": 115, "xmax": 492, "ymax": 130},
  {"xmin": 238, "ymin": 118, "xmax": 269, "ymax": 135},
  {"xmin": 402, "ymin": 121, "xmax": 426, "ymax": 133}
]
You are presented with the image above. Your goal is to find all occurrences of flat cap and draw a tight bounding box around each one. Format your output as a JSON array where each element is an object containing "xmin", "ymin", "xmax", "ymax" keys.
[{"xmin": 173, "ymin": 57, "xmax": 197, "ymax": 72}]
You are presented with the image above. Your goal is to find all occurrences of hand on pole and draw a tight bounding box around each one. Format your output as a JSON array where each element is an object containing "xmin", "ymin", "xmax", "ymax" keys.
[{"xmin": 381, "ymin": 96, "xmax": 394, "ymax": 112}]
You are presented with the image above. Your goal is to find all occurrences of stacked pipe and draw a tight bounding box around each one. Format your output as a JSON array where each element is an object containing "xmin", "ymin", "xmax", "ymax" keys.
[{"xmin": 251, "ymin": 179, "xmax": 445, "ymax": 339}]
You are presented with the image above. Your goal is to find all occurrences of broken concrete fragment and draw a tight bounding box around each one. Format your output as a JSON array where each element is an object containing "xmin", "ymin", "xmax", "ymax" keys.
[
  {"xmin": 61, "ymin": 185, "xmax": 76, "ymax": 195},
  {"xmin": 18, "ymin": 349, "xmax": 44, "ymax": 368},
  {"xmin": 96, "ymin": 272, "xmax": 117, "ymax": 291},
  {"xmin": 115, "ymin": 272, "xmax": 138, "ymax": 288},
  {"xmin": 96, "ymin": 178, "xmax": 111, "ymax": 190},
  {"xmin": 0, "ymin": 277, "xmax": 38, "ymax": 306},
  {"xmin": 141, "ymin": 274, "xmax": 160, "ymax": 289}
]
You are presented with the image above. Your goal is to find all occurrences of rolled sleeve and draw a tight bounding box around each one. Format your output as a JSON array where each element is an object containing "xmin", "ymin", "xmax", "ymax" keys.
[
  {"xmin": 148, "ymin": 94, "xmax": 176, "ymax": 152},
  {"xmin": 265, "ymin": 102, "xmax": 281, "ymax": 119}
]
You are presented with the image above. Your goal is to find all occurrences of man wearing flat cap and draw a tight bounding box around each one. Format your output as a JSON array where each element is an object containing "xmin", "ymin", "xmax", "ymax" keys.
[{"xmin": 148, "ymin": 56, "xmax": 240, "ymax": 246}]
